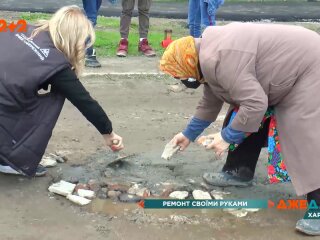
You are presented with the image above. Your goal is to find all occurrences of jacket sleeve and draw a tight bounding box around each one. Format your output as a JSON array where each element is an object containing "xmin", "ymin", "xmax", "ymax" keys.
[
  {"xmin": 48, "ymin": 68, "xmax": 113, "ymax": 135},
  {"xmin": 216, "ymin": 50, "xmax": 268, "ymax": 132},
  {"xmin": 194, "ymin": 83, "xmax": 224, "ymax": 122}
]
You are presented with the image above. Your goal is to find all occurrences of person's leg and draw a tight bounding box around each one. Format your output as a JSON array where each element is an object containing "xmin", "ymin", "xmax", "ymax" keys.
[
  {"xmin": 83, "ymin": 0, "xmax": 102, "ymax": 67},
  {"xmin": 137, "ymin": 0, "xmax": 155, "ymax": 57},
  {"xmin": 193, "ymin": 2, "xmax": 202, "ymax": 37},
  {"xmin": 188, "ymin": 0, "xmax": 201, "ymax": 37},
  {"xmin": 222, "ymin": 117, "xmax": 270, "ymax": 174},
  {"xmin": 188, "ymin": 0, "xmax": 195, "ymax": 36},
  {"xmin": 137, "ymin": 0, "xmax": 151, "ymax": 39},
  {"xmin": 120, "ymin": 0, "xmax": 135, "ymax": 39},
  {"xmin": 296, "ymin": 189, "xmax": 320, "ymax": 235},
  {"xmin": 203, "ymin": 118, "xmax": 270, "ymax": 187},
  {"xmin": 82, "ymin": 0, "xmax": 101, "ymax": 26},
  {"xmin": 201, "ymin": 0, "xmax": 216, "ymax": 28},
  {"xmin": 117, "ymin": 0, "xmax": 135, "ymax": 57}
]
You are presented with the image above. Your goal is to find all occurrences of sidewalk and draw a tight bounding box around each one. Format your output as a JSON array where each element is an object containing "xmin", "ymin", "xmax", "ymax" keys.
[
  {"xmin": 1, "ymin": 0, "xmax": 320, "ymax": 22},
  {"xmin": 83, "ymin": 56, "xmax": 162, "ymax": 76}
]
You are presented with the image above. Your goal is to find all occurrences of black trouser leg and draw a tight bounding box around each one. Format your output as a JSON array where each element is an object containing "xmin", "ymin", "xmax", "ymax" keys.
[
  {"xmin": 222, "ymin": 118, "xmax": 270, "ymax": 177},
  {"xmin": 307, "ymin": 188, "xmax": 320, "ymax": 206},
  {"xmin": 0, "ymin": 159, "xmax": 8, "ymax": 166}
]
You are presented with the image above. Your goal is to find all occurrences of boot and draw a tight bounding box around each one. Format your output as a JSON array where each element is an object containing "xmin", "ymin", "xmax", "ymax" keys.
[{"xmin": 203, "ymin": 167, "xmax": 254, "ymax": 187}]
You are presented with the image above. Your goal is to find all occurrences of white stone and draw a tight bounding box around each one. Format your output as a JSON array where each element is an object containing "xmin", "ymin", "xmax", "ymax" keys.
[
  {"xmin": 223, "ymin": 208, "xmax": 248, "ymax": 217},
  {"xmin": 161, "ymin": 141, "xmax": 180, "ymax": 160},
  {"xmin": 210, "ymin": 190, "xmax": 231, "ymax": 200},
  {"xmin": 170, "ymin": 215, "xmax": 188, "ymax": 222},
  {"xmin": 40, "ymin": 156, "xmax": 57, "ymax": 167},
  {"xmin": 197, "ymin": 136, "xmax": 213, "ymax": 147},
  {"xmin": 128, "ymin": 183, "xmax": 140, "ymax": 195},
  {"xmin": 66, "ymin": 194, "xmax": 91, "ymax": 206},
  {"xmin": 244, "ymin": 208, "xmax": 260, "ymax": 212},
  {"xmin": 48, "ymin": 181, "xmax": 76, "ymax": 196},
  {"xmin": 192, "ymin": 190, "xmax": 212, "ymax": 200},
  {"xmin": 168, "ymin": 84, "xmax": 184, "ymax": 93},
  {"xmin": 49, "ymin": 153, "xmax": 65, "ymax": 163},
  {"xmin": 169, "ymin": 191, "xmax": 189, "ymax": 200},
  {"xmin": 77, "ymin": 189, "xmax": 95, "ymax": 199},
  {"xmin": 136, "ymin": 188, "xmax": 150, "ymax": 197}
]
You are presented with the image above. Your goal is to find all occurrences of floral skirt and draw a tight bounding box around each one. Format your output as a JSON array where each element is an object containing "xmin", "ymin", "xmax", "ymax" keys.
[{"xmin": 229, "ymin": 108, "xmax": 291, "ymax": 184}]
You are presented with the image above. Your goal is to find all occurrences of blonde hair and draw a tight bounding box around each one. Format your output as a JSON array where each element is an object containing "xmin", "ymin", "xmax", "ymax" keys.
[{"xmin": 30, "ymin": 5, "xmax": 95, "ymax": 77}]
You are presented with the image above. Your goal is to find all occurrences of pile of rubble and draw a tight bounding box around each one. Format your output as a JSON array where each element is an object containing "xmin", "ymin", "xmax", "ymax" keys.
[
  {"xmin": 45, "ymin": 151, "xmax": 259, "ymax": 217},
  {"xmin": 48, "ymin": 178, "xmax": 258, "ymax": 216}
]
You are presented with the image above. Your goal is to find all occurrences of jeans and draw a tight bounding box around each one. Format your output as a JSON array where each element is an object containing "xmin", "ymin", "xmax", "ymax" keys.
[
  {"xmin": 188, "ymin": 0, "xmax": 201, "ymax": 38},
  {"xmin": 188, "ymin": 0, "xmax": 219, "ymax": 38},
  {"xmin": 201, "ymin": 0, "xmax": 216, "ymax": 27},
  {"xmin": 83, "ymin": 0, "xmax": 102, "ymax": 56},
  {"xmin": 82, "ymin": 0, "xmax": 102, "ymax": 26}
]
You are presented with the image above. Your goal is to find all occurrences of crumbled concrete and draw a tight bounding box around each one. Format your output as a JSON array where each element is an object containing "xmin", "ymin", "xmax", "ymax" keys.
[
  {"xmin": 66, "ymin": 194, "xmax": 91, "ymax": 206},
  {"xmin": 107, "ymin": 190, "xmax": 122, "ymax": 199},
  {"xmin": 169, "ymin": 191, "xmax": 189, "ymax": 200},
  {"xmin": 192, "ymin": 190, "xmax": 212, "ymax": 200},
  {"xmin": 161, "ymin": 141, "xmax": 180, "ymax": 160},
  {"xmin": 40, "ymin": 156, "xmax": 57, "ymax": 167},
  {"xmin": 77, "ymin": 189, "xmax": 95, "ymax": 199},
  {"xmin": 48, "ymin": 181, "xmax": 76, "ymax": 197}
]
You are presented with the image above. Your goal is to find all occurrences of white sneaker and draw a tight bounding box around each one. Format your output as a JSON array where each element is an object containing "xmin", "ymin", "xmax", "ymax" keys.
[
  {"xmin": 0, "ymin": 164, "xmax": 20, "ymax": 175},
  {"xmin": 0, "ymin": 164, "xmax": 47, "ymax": 177}
]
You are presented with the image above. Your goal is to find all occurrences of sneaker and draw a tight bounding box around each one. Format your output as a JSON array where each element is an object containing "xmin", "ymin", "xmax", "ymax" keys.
[
  {"xmin": 0, "ymin": 164, "xmax": 47, "ymax": 177},
  {"xmin": 85, "ymin": 49, "xmax": 101, "ymax": 68},
  {"xmin": 138, "ymin": 39, "xmax": 156, "ymax": 57},
  {"xmin": 34, "ymin": 165, "xmax": 48, "ymax": 177},
  {"xmin": 116, "ymin": 39, "xmax": 128, "ymax": 57},
  {"xmin": 296, "ymin": 219, "xmax": 320, "ymax": 235},
  {"xmin": 203, "ymin": 168, "xmax": 253, "ymax": 187}
]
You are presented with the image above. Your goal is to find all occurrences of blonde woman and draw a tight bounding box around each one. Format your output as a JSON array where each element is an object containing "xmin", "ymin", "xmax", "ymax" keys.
[{"xmin": 0, "ymin": 5, "xmax": 124, "ymax": 177}]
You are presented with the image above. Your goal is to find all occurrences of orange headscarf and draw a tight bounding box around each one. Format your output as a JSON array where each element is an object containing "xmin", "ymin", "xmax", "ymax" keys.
[{"xmin": 159, "ymin": 36, "xmax": 203, "ymax": 82}]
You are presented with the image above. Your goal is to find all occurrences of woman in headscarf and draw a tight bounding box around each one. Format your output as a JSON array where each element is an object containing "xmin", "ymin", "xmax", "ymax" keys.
[
  {"xmin": 160, "ymin": 22, "xmax": 320, "ymax": 235},
  {"xmin": 0, "ymin": 6, "xmax": 124, "ymax": 177}
]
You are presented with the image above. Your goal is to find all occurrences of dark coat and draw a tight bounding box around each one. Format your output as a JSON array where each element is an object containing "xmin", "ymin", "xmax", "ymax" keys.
[{"xmin": 0, "ymin": 26, "xmax": 70, "ymax": 176}]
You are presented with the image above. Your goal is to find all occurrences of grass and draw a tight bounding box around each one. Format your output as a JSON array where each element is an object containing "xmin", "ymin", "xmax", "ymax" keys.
[
  {"xmin": 20, "ymin": 13, "xmax": 189, "ymax": 57},
  {"xmin": 94, "ymin": 16, "xmax": 189, "ymax": 56},
  {"xmin": 20, "ymin": 12, "xmax": 51, "ymax": 21}
]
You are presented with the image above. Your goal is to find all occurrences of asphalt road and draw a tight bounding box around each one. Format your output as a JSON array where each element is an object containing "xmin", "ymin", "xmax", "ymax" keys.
[{"xmin": 0, "ymin": 0, "xmax": 320, "ymax": 21}]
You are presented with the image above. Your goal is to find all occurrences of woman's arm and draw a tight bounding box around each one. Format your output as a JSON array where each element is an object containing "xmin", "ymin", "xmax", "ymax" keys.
[
  {"xmin": 194, "ymin": 83, "xmax": 224, "ymax": 122},
  {"xmin": 47, "ymin": 68, "xmax": 112, "ymax": 135}
]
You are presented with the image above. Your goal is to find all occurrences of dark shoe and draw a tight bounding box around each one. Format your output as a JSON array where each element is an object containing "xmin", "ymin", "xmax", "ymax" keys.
[
  {"xmin": 203, "ymin": 168, "xmax": 253, "ymax": 187},
  {"xmin": 85, "ymin": 49, "xmax": 101, "ymax": 68},
  {"xmin": 0, "ymin": 164, "xmax": 47, "ymax": 177},
  {"xmin": 138, "ymin": 39, "xmax": 156, "ymax": 57},
  {"xmin": 35, "ymin": 165, "xmax": 47, "ymax": 177},
  {"xmin": 296, "ymin": 219, "xmax": 320, "ymax": 235},
  {"xmin": 116, "ymin": 39, "xmax": 128, "ymax": 57}
]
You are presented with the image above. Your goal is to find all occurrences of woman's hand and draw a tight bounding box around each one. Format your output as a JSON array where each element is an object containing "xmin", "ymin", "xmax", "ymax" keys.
[
  {"xmin": 205, "ymin": 132, "xmax": 229, "ymax": 157},
  {"xmin": 171, "ymin": 132, "xmax": 191, "ymax": 151},
  {"xmin": 103, "ymin": 132, "xmax": 124, "ymax": 151}
]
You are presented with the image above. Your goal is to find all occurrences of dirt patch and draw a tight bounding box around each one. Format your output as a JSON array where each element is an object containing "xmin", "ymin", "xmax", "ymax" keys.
[{"xmin": 0, "ymin": 74, "xmax": 306, "ymax": 239}]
